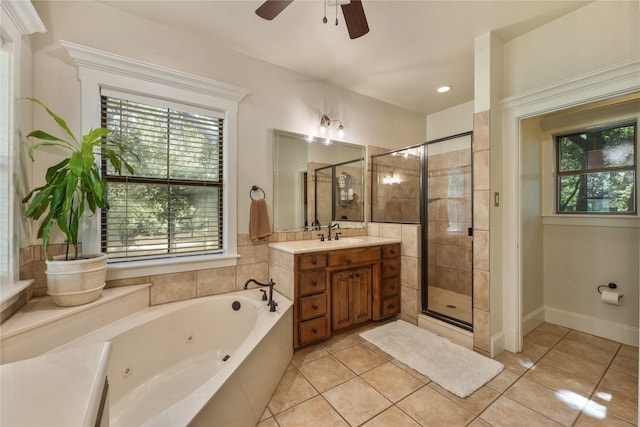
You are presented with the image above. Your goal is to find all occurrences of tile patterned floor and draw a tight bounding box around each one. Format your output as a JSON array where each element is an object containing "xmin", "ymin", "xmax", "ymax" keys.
[{"xmin": 259, "ymin": 322, "xmax": 638, "ymax": 426}]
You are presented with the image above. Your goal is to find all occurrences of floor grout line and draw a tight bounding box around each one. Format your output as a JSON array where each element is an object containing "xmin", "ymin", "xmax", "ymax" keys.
[{"xmin": 261, "ymin": 323, "xmax": 637, "ymax": 427}]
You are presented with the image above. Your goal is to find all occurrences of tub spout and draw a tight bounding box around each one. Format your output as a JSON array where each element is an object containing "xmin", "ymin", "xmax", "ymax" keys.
[{"xmin": 243, "ymin": 278, "xmax": 277, "ymax": 312}]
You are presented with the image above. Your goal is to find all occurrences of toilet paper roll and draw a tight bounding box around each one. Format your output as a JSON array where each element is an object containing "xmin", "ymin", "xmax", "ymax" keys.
[{"xmin": 601, "ymin": 290, "xmax": 620, "ymax": 306}]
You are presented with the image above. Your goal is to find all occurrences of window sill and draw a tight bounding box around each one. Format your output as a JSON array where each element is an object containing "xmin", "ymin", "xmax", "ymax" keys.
[
  {"xmin": 106, "ymin": 253, "xmax": 240, "ymax": 281},
  {"xmin": 542, "ymin": 215, "xmax": 640, "ymax": 228}
]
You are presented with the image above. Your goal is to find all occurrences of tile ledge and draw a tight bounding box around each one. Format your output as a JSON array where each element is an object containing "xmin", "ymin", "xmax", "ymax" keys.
[
  {"xmin": 0, "ymin": 283, "xmax": 151, "ymax": 340},
  {"xmin": 0, "ymin": 280, "xmax": 33, "ymax": 311}
]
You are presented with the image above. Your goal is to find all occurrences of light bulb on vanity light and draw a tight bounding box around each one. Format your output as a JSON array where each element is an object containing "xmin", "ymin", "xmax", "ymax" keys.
[{"xmin": 338, "ymin": 123, "xmax": 345, "ymax": 138}]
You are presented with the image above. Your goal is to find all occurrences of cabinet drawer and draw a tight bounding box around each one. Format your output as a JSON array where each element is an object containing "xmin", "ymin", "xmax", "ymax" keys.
[
  {"xmin": 298, "ymin": 253, "xmax": 327, "ymax": 270},
  {"xmin": 299, "ymin": 271, "xmax": 326, "ymax": 296},
  {"xmin": 382, "ymin": 277, "xmax": 400, "ymax": 298},
  {"xmin": 383, "ymin": 244, "xmax": 401, "ymax": 259},
  {"xmin": 300, "ymin": 294, "xmax": 327, "ymax": 321},
  {"xmin": 299, "ymin": 317, "xmax": 329, "ymax": 346},
  {"xmin": 329, "ymin": 246, "xmax": 381, "ymax": 267},
  {"xmin": 382, "ymin": 259, "xmax": 401, "ymax": 279},
  {"xmin": 381, "ymin": 296, "xmax": 401, "ymax": 317}
]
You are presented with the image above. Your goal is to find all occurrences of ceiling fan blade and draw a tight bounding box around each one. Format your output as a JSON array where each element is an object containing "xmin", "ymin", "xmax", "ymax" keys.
[
  {"xmin": 341, "ymin": 0, "xmax": 369, "ymax": 39},
  {"xmin": 255, "ymin": 0, "xmax": 294, "ymax": 20}
]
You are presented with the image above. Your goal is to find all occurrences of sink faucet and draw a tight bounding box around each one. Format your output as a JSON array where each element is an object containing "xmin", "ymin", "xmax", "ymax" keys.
[
  {"xmin": 243, "ymin": 278, "xmax": 278, "ymax": 312},
  {"xmin": 327, "ymin": 222, "xmax": 341, "ymax": 241}
]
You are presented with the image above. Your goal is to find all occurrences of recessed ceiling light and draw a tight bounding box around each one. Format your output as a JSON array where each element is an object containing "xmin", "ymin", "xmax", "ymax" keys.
[{"xmin": 437, "ymin": 86, "xmax": 451, "ymax": 93}]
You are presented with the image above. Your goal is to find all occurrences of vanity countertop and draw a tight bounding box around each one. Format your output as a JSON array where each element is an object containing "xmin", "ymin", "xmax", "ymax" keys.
[
  {"xmin": 0, "ymin": 341, "xmax": 110, "ymax": 426},
  {"xmin": 268, "ymin": 235, "xmax": 401, "ymax": 254}
]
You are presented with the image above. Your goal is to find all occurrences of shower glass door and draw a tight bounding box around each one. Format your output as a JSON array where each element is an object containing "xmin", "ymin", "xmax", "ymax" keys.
[{"xmin": 423, "ymin": 133, "xmax": 473, "ymax": 329}]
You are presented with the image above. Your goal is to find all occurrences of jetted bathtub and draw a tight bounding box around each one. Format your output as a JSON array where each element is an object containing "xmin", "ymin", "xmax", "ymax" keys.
[{"xmin": 53, "ymin": 288, "xmax": 293, "ymax": 427}]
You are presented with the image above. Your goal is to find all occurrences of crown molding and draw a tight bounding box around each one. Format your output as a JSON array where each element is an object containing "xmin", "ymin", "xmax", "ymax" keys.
[
  {"xmin": 60, "ymin": 40, "xmax": 247, "ymax": 103},
  {"xmin": 1, "ymin": 0, "xmax": 46, "ymax": 35}
]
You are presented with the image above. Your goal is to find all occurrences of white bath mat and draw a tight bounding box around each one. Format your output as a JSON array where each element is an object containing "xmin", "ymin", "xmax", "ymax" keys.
[{"xmin": 360, "ymin": 320, "xmax": 503, "ymax": 398}]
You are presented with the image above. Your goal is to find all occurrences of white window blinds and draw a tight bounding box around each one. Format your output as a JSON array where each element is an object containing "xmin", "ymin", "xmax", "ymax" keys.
[{"xmin": 101, "ymin": 94, "xmax": 224, "ymax": 259}]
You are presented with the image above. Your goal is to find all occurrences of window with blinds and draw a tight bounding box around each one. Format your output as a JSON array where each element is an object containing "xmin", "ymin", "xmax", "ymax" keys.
[{"xmin": 101, "ymin": 95, "xmax": 224, "ymax": 259}]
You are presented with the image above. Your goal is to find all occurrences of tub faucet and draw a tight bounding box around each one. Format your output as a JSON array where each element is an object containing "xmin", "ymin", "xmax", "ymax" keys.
[
  {"xmin": 327, "ymin": 222, "xmax": 340, "ymax": 241},
  {"xmin": 243, "ymin": 278, "xmax": 278, "ymax": 312}
]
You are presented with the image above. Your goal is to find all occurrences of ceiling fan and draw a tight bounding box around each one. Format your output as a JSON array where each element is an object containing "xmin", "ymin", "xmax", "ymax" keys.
[{"xmin": 255, "ymin": 0, "xmax": 370, "ymax": 40}]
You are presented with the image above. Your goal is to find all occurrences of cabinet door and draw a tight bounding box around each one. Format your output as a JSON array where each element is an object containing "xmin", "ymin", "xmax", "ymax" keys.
[
  {"xmin": 331, "ymin": 270, "xmax": 353, "ymax": 330},
  {"xmin": 352, "ymin": 266, "xmax": 372, "ymax": 324}
]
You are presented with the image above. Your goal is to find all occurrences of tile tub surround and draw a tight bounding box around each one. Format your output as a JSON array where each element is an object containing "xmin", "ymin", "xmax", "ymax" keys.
[
  {"xmin": 7, "ymin": 230, "xmax": 367, "ymax": 323},
  {"xmin": 260, "ymin": 322, "xmax": 638, "ymax": 426}
]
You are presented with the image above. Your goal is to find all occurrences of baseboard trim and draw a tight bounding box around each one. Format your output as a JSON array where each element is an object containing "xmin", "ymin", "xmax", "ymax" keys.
[
  {"xmin": 544, "ymin": 306, "xmax": 639, "ymax": 347},
  {"xmin": 523, "ymin": 306, "xmax": 545, "ymax": 336},
  {"xmin": 490, "ymin": 330, "xmax": 505, "ymax": 358}
]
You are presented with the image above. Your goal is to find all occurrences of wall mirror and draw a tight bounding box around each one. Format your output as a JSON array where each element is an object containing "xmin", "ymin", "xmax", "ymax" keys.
[{"xmin": 273, "ymin": 129, "xmax": 365, "ymax": 232}]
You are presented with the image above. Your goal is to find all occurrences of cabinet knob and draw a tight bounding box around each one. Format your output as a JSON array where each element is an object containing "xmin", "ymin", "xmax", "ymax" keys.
[
  {"xmin": 312, "ymin": 304, "xmax": 318, "ymax": 310},
  {"xmin": 389, "ymin": 266, "xmax": 395, "ymax": 271},
  {"xmin": 388, "ymin": 304, "xmax": 395, "ymax": 309},
  {"xmin": 390, "ymin": 284, "xmax": 395, "ymax": 290},
  {"xmin": 312, "ymin": 328, "xmax": 318, "ymax": 334},
  {"xmin": 311, "ymin": 259, "xmax": 317, "ymax": 265},
  {"xmin": 311, "ymin": 280, "xmax": 317, "ymax": 286},
  {"xmin": 390, "ymin": 249, "xmax": 396, "ymax": 255}
]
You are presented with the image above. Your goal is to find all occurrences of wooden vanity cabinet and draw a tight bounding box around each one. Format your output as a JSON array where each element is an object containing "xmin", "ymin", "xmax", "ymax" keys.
[
  {"xmin": 295, "ymin": 253, "xmax": 330, "ymax": 348},
  {"xmin": 378, "ymin": 243, "xmax": 401, "ymax": 319},
  {"xmin": 331, "ymin": 266, "xmax": 373, "ymax": 331},
  {"xmin": 293, "ymin": 243, "xmax": 400, "ymax": 349}
]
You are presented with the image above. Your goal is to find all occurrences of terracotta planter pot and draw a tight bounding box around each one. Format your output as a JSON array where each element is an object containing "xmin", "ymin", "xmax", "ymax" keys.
[{"xmin": 45, "ymin": 253, "xmax": 108, "ymax": 306}]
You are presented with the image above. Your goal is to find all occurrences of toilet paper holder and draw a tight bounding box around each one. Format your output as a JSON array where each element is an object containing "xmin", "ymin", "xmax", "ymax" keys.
[{"xmin": 597, "ymin": 282, "xmax": 623, "ymax": 300}]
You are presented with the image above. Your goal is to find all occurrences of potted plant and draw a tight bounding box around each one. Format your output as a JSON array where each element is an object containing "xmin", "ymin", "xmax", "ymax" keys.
[{"xmin": 22, "ymin": 98, "xmax": 134, "ymax": 306}]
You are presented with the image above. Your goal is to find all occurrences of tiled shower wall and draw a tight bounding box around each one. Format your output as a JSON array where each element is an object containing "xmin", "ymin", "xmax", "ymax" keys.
[
  {"xmin": 370, "ymin": 155, "xmax": 421, "ymax": 223},
  {"xmin": 427, "ymin": 148, "xmax": 473, "ymax": 297}
]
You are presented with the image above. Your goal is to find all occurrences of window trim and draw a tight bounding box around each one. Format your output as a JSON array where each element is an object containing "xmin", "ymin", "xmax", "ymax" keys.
[
  {"xmin": 0, "ymin": 1, "xmax": 44, "ymax": 291},
  {"xmin": 62, "ymin": 41, "xmax": 247, "ymax": 280},
  {"xmin": 554, "ymin": 120, "xmax": 637, "ymax": 215}
]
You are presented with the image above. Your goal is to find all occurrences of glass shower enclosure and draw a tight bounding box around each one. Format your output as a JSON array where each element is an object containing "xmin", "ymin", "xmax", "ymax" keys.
[{"xmin": 371, "ymin": 132, "xmax": 473, "ymax": 330}]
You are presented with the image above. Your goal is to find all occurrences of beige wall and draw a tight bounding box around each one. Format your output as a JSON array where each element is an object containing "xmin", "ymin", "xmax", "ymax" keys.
[
  {"xmin": 503, "ymin": 1, "xmax": 640, "ymax": 97},
  {"xmin": 534, "ymin": 99, "xmax": 640, "ymax": 341},
  {"xmin": 25, "ymin": 0, "xmax": 426, "ymax": 247},
  {"xmin": 519, "ymin": 117, "xmax": 544, "ymax": 330},
  {"xmin": 499, "ymin": 0, "xmax": 640, "ymax": 349}
]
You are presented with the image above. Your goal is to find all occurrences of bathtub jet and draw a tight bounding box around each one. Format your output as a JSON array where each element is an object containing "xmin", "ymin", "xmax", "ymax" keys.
[{"xmin": 243, "ymin": 278, "xmax": 278, "ymax": 312}]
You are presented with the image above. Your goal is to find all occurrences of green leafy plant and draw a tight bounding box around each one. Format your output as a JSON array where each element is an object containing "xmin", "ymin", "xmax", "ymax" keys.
[{"xmin": 22, "ymin": 98, "xmax": 135, "ymax": 260}]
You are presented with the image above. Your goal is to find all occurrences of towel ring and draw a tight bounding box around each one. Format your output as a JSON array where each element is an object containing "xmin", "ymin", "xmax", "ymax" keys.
[{"xmin": 250, "ymin": 185, "xmax": 265, "ymax": 200}]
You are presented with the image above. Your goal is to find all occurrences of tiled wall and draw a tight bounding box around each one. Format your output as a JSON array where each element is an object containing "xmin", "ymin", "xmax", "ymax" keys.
[
  {"xmin": 426, "ymin": 148, "xmax": 473, "ymax": 297},
  {"xmin": 5, "ymin": 228, "xmax": 369, "ymax": 324},
  {"xmin": 367, "ymin": 222, "xmax": 421, "ymax": 325},
  {"xmin": 472, "ymin": 110, "xmax": 491, "ymax": 356},
  {"xmin": 371, "ymin": 154, "xmax": 421, "ymax": 223}
]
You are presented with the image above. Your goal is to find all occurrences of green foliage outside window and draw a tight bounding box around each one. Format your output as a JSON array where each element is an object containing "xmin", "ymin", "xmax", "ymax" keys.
[
  {"xmin": 557, "ymin": 122, "xmax": 636, "ymax": 213},
  {"xmin": 101, "ymin": 96, "xmax": 223, "ymax": 258}
]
